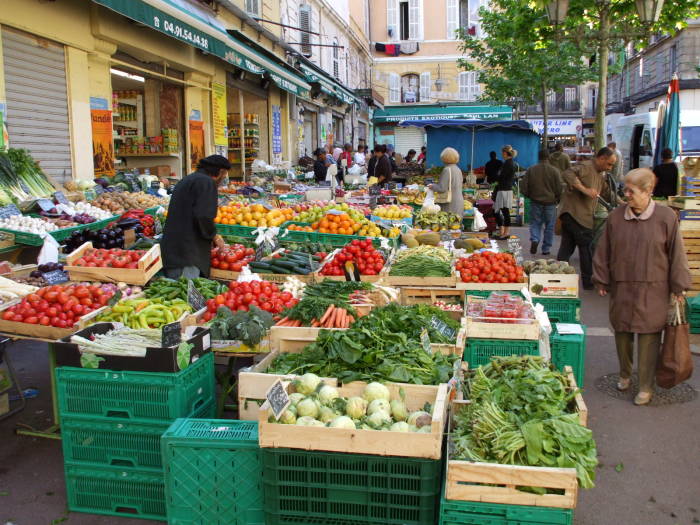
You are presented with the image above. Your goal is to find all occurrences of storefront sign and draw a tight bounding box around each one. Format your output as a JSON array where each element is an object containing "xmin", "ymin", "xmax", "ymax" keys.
[
  {"xmin": 526, "ymin": 119, "xmax": 582, "ymax": 137},
  {"xmin": 189, "ymin": 120, "xmax": 205, "ymax": 171},
  {"xmin": 91, "ymin": 109, "xmax": 115, "ymax": 176},
  {"xmin": 272, "ymin": 105, "xmax": 282, "ymax": 154},
  {"xmin": 211, "ymin": 82, "xmax": 228, "ymax": 148}
]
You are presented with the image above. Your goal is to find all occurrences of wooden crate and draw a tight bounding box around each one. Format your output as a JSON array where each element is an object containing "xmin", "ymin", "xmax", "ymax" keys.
[
  {"xmin": 237, "ymin": 325, "xmax": 465, "ymax": 421},
  {"xmin": 399, "ymin": 286, "xmax": 465, "ymax": 321},
  {"xmin": 0, "ymin": 308, "xmax": 103, "ymax": 341},
  {"xmin": 258, "ymin": 382, "xmax": 449, "ymax": 459},
  {"xmin": 462, "ymin": 298, "xmax": 540, "ymax": 340},
  {"xmin": 529, "ymin": 273, "xmax": 579, "ymax": 298},
  {"xmin": 382, "ymin": 274, "xmax": 458, "ymax": 287},
  {"xmin": 445, "ymin": 366, "xmax": 586, "ymax": 508},
  {"xmin": 64, "ymin": 242, "xmax": 162, "ymax": 286}
]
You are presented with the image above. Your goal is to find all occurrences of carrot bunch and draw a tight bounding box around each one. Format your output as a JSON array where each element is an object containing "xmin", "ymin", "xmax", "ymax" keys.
[{"xmin": 276, "ymin": 304, "xmax": 354, "ymax": 328}]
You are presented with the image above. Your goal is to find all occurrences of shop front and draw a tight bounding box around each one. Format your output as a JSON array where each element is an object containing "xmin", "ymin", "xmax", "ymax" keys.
[
  {"xmin": 372, "ymin": 104, "xmax": 513, "ymax": 156},
  {"xmin": 525, "ymin": 118, "xmax": 582, "ymax": 150}
]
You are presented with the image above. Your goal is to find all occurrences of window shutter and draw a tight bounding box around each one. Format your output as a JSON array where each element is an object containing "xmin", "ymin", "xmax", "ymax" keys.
[
  {"xmin": 387, "ymin": 0, "xmax": 399, "ymax": 41},
  {"xmin": 420, "ymin": 72, "xmax": 430, "ymax": 102},
  {"xmin": 409, "ymin": 0, "xmax": 422, "ymax": 41},
  {"xmin": 245, "ymin": 0, "xmax": 259, "ymax": 15},
  {"xmin": 299, "ymin": 5, "xmax": 312, "ymax": 56},
  {"xmin": 333, "ymin": 39, "xmax": 339, "ymax": 79},
  {"xmin": 447, "ymin": 0, "xmax": 459, "ymax": 39},
  {"xmin": 469, "ymin": 71, "xmax": 480, "ymax": 101},
  {"xmin": 389, "ymin": 73, "xmax": 400, "ymax": 103},
  {"xmin": 458, "ymin": 72, "xmax": 468, "ymax": 100}
]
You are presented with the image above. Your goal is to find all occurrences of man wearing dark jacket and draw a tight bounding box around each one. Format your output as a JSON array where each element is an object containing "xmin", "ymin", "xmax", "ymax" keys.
[
  {"xmin": 521, "ymin": 150, "xmax": 563, "ymax": 255},
  {"xmin": 162, "ymin": 155, "xmax": 228, "ymax": 278},
  {"xmin": 484, "ymin": 151, "xmax": 503, "ymax": 184}
]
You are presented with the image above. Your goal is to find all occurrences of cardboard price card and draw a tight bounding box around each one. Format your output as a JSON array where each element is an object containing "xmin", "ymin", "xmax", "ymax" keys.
[
  {"xmin": 265, "ymin": 379, "xmax": 291, "ymax": 421},
  {"xmin": 161, "ymin": 321, "xmax": 182, "ymax": 348},
  {"xmin": 187, "ymin": 280, "xmax": 206, "ymax": 311}
]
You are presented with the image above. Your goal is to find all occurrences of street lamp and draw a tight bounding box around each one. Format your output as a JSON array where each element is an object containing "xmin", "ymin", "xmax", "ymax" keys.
[
  {"xmin": 545, "ymin": 0, "xmax": 569, "ymax": 25},
  {"xmin": 635, "ymin": 0, "xmax": 665, "ymax": 24}
]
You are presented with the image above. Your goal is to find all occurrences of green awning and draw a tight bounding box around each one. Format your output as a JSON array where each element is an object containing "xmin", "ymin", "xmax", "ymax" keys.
[
  {"xmin": 92, "ymin": 0, "xmax": 310, "ymax": 96},
  {"xmin": 299, "ymin": 63, "xmax": 356, "ymax": 106},
  {"xmin": 373, "ymin": 104, "xmax": 513, "ymax": 124}
]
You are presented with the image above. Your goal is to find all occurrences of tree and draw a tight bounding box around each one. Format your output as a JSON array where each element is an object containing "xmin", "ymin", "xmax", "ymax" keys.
[
  {"xmin": 458, "ymin": 0, "xmax": 597, "ymax": 146},
  {"xmin": 557, "ymin": 0, "xmax": 700, "ymax": 150}
]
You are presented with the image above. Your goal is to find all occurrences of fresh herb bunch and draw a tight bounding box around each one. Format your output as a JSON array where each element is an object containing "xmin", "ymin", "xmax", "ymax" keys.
[
  {"xmin": 209, "ymin": 305, "xmax": 273, "ymax": 347},
  {"xmin": 268, "ymin": 303, "xmax": 459, "ymax": 385},
  {"xmin": 453, "ymin": 356, "xmax": 598, "ymax": 490},
  {"xmin": 282, "ymin": 280, "xmax": 373, "ymax": 324}
]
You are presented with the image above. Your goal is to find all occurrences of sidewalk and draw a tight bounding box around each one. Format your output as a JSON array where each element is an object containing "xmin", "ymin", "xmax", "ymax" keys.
[{"xmin": 0, "ymin": 227, "xmax": 698, "ymax": 524}]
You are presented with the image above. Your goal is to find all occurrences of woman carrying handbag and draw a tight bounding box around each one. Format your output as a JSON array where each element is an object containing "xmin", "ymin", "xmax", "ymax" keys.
[{"xmin": 429, "ymin": 147, "xmax": 464, "ymax": 215}]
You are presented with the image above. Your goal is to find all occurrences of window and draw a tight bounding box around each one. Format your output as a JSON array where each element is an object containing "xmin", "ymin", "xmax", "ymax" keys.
[
  {"xmin": 389, "ymin": 73, "xmax": 400, "ymax": 103},
  {"xmin": 299, "ymin": 5, "xmax": 312, "ymax": 57},
  {"xmin": 458, "ymin": 71, "xmax": 480, "ymax": 101},
  {"xmin": 546, "ymin": 90, "xmax": 556, "ymax": 111},
  {"xmin": 387, "ymin": 0, "xmax": 398, "ymax": 41},
  {"xmin": 447, "ymin": 0, "xmax": 459, "ymax": 39},
  {"xmin": 420, "ymin": 72, "xmax": 431, "ymax": 102},
  {"xmin": 401, "ymin": 74, "xmax": 419, "ymax": 103},
  {"xmin": 396, "ymin": 0, "xmax": 422, "ymax": 41},
  {"xmin": 460, "ymin": 0, "xmax": 487, "ymax": 38},
  {"xmin": 332, "ymin": 38, "xmax": 339, "ymax": 79},
  {"xmin": 245, "ymin": 0, "xmax": 260, "ymax": 16},
  {"xmin": 564, "ymin": 87, "xmax": 577, "ymax": 111},
  {"xmin": 588, "ymin": 87, "xmax": 597, "ymax": 116}
]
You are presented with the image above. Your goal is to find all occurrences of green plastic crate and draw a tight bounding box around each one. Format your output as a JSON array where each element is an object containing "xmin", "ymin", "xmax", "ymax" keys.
[
  {"xmin": 279, "ymin": 221, "xmax": 400, "ymax": 249},
  {"xmin": 56, "ymin": 352, "xmax": 214, "ymax": 423},
  {"xmin": 215, "ymin": 223, "xmax": 260, "ymax": 238},
  {"xmin": 61, "ymin": 403, "xmax": 215, "ymax": 471},
  {"xmin": 533, "ymin": 297, "xmax": 581, "ymax": 323},
  {"xmin": 550, "ymin": 324, "xmax": 586, "ymax": 388},
  {"xmin": 439, "ymin": 498, "xmax": 573, "ymax": 525},
  {"xmin": 65, "ymin": 464, "xmax": 166, "ymax": 521},
  {"xmin": 262, "ymin": 448, "xmax": 441, "ymax": 525},
  {"xmin": 464, "ymin": 338, "xmax": 539, "ymax": 368},
  {"xmin": 161, "ymin": 418, "xmax": 263, "ymax": 525}
]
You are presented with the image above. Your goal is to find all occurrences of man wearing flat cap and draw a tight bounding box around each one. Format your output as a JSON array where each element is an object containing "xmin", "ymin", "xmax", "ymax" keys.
[{"xmin": 161, "ymin": 155, "xmax": 229, "ymax": 278}]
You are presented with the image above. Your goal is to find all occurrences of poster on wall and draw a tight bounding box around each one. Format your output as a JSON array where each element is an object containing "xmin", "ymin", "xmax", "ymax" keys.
[
  {"xmin": 189, "ymin": 120, "xmax": 205, "ymax": 171},
  {"xmin": 272, "ymin": 105, "xmax": 282, "ymax": 155},
  {"xmin": 212, "ymin": 82, "xmax": 227, "ymax": 148},
  {"xmin": 91, "ymin": 108, "xmax": 115, "ymax": 176}
]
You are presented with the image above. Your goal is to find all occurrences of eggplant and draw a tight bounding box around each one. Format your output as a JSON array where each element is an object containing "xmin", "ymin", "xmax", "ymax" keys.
[{"xmin": 30, "ymin": 270, "xmax": 43, "ymax": 278}]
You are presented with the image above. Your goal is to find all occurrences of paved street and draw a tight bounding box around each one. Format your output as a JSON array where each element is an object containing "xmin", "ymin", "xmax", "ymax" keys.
[{"xmin": 0, "ymin": 228, "xmax": 698, "ymax": 525}]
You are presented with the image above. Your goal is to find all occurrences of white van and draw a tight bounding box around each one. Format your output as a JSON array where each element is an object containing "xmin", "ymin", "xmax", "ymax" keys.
[{"xmin": 611, "ymin": 110, "xmax": 700, "ymax": 171}]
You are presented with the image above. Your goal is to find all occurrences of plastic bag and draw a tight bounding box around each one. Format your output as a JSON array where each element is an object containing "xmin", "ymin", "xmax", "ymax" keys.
[
  {"xmin": 326, "ymin": 164, "xmax": 338, "ymax": 182},
  {"xmin": 348, "ymin": 164, "xmax": 362, "ymax": 176},
  {"xmin": 472, "ymin": 208, "xmax": 487, "ymax": 231},
  {"xmin": 421, "ymin": 188, "xmax": 436, "ymax": 211},
  {"xmin": 38, "ymin": 234, "xmax": 61, "ymax": 265}
]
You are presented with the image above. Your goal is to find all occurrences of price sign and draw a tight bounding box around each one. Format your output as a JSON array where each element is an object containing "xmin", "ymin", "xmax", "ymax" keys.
[
  {"xmin": 36, "ymin": 199, "xmax": 55, "ymax": 212},
  {"xmin": 0, "ymin": 204, "xmax": 21, "ymax": 220},
  {"xmin": 150, "ymin": 180, "xmax": 161, "ymax": 191},
  {"xmin": 125, "ymin": 174, "xmax": 140, "ymax": 192},
  {"xmin": 42, "ymin": 269, "xmax": 69, "ymax": 284},
  {"xmin": 420, "ymin": 328, "xmax": 432, "ymax": 354},
  {"xmin": 155, "ymin": 216, "xmax": 163, "ymax": 235},
  {"xmin": 430, "ymin": 316, "xmax": 456, "ymax": 340},
  {"xmin": 54, "ymin": 191, "xmax": 70, "ymax": 206},
  {"xmin": 255, "ymin": 242, "xmax": 266, "ymax": 261},
  {"xmin": 94, "ymin": 185, "xmax": 105, "ymax": 195},
  {"xmin": 161, "ymin": 321, "xmax": 182, "ymax": 347},
  {"xmin": 265, "ymin": 379, "xmax": 291, "ymax": 421},
  {"xmin": 187, "ymin": 280, "xmax": 206, "ymax": 311}
]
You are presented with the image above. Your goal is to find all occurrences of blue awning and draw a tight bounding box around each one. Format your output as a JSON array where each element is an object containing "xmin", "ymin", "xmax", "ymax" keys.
[{"xmin": 399, "ymin": 119, "xmax": 536, "ymax": 131}]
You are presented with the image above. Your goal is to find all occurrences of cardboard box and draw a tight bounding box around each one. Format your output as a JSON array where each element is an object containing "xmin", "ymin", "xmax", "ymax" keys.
[
  {"xmin": 529, "ymin": 273, "xmax": 579, "ymax": 298},
  {"xmin": 54, "ymin": 323, "xmax": 211, "ymax": 372}
]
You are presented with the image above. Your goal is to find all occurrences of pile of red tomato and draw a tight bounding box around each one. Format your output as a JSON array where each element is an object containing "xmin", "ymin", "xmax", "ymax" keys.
[
  {"xmin": 201, "ymin": 279, "xmax": 299, "ymax": 322},
  {"xmin": 455, "ymin": 252, "xmax": 525, "ymax": 284},
  {"xmin": 1, "ymin": 284, "xmax": 115, "ymax": 327},
  {"xmin": 210, "ymin": 243, "xmax": 256, "ymax": 272},
  {"xmin": 320, "ymin": 239, "xmax": 386, "ymax": 276},
  {"xmin": 72, "ymin": 248, "xmax": 146, "ymax": 269}
]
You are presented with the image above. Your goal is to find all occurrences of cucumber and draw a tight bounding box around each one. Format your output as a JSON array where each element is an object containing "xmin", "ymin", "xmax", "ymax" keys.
[
  {"xmin": 287, "ymin": 250, "xmax": 320, "ymax": 260},
  {"xmin": 265, "ymin": 264, "xmax": 293, "ymax": 274},
  {"xmin": 249, "ymin": 262, "xmax": 274, "ymax": 272},
  {"xmin": 269, "ymin": 259, "xmax": 298, "ymax": 270}
]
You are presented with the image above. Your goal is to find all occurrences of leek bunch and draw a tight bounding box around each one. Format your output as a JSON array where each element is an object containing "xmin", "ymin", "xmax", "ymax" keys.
[{"xmin": 0, "ymin": 149, "xmax": 55, "ymax": 203}]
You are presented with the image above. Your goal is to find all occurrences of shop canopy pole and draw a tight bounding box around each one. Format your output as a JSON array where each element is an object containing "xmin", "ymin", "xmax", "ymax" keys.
[{"xmin": 470, "ymin": 127, "xmax": 476, "ymax": 173}]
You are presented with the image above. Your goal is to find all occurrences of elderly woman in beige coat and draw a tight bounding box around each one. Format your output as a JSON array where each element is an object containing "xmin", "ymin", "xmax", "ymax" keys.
[
  {"xmin": 593, "ymin": 168, "xmax": 690, "ymax": 405},
  {"xmin": 429, "ymin": 147, "xmax": 464, "ymax": 215}
]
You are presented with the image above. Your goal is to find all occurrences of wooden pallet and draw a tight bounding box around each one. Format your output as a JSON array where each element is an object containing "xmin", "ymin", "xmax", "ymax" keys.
[
  {"xmin": 64, "ymin": 242, "xmax": 162, "ymax": 286},
  {"xmin": 445, "ymin": 366, "xmax": 585, "ymax": 508},
  {"xmin": 258, "ymin": 382, "xmax": 449, "ymax": 459}
]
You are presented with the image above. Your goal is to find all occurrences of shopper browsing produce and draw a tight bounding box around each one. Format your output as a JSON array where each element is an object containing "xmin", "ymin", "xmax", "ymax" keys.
[
  {"xmin": 428, "ymin": 147, "xmax": 464, "ymax": 216},
  {"xmin": 161, "ymin": 155, "xmax": 229, "ymax": 278},
  {"xmin": 592, "ymin": 168, "xmax": 690, "ymax": 405}
]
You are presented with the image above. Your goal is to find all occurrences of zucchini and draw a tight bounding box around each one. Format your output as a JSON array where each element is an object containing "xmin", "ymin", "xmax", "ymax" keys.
[
  {"xmin": 249, "ymin": 262, "xmax": 274, "ymax": 272},
  {"xmin": 269, "ymin": 259, "xmax": 298, "ymax": 270},
  {"xmin": 265, "ymin": 264, "xmax": 293, "ymax": 274}
]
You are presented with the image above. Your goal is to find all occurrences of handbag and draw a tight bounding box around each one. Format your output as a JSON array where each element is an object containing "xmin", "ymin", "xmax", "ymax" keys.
[
  {"xmin": 656, "ymin": 298, "xmax": 693, "ymax": 389},
  {"xmin": 434, "ymin": 166, "xmax": 453, "ymax": 204}
]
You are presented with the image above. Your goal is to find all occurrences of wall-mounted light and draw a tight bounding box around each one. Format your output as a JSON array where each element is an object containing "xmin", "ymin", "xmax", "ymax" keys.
[{"xmin": 110, "ymin": 68, "xmax": 145, "ymax": 82}]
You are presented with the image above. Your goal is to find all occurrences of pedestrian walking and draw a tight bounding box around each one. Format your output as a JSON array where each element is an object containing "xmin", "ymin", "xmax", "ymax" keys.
[
  {"xmin": 428, "ymin": 147, "xmax": 464, "ymax": 215},
  {"xmin": 653, "ymin": 148, "xmax": 679, "ymax": 198},
  {"xmin": 607, "ymin": 141, "xmax": 624, "ymax": 183},
  {"xmin": 557, "ymin": 147, "xmax": 616, "ymax": 289},
  {"xmin": 520, "ymin": 149, "xmax": 563, "ymax": 255},
  {"xmin": 593, "ymin": 168, "xmax": 690, "ymax": 405},
  {"xmin": 484, "ymin": 151, "xmax": 503, "ymax": 184},
  {"xmin": 494, "ymin": 145, "xmax": 517, "ymax": 240},
  {"xmin": 549, "ymin": 142, "xmax": 571, "ymax": 173},
  {"xmin": 161, "ymin": 154, "xmax": 228, "ymax": 279}
]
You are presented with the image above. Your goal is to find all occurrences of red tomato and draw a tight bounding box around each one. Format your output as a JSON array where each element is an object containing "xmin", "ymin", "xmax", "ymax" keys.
[
  {"xmin": 39, "ymin": 316, "xmax": 50, "ymax": 326},
  {"xmin": 25, "ymin": 316, "xmax": 38, "ymax": 324},
  {"xmin": 2, "ymin": 311, "xmax": 13, "ymax": 321},
  {"xmin": 219, "ymin": 261, "xmax": 229, "ymax": 271}
]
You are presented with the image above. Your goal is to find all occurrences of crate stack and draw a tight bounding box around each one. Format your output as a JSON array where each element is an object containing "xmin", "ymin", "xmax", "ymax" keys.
[
  {"xmin": 674, "ymin": 198, "xmax": 700, "ymax": 297},
  {"xmin": 56, "ymin": 352, "xmax": 215, "ymax": 521}
]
